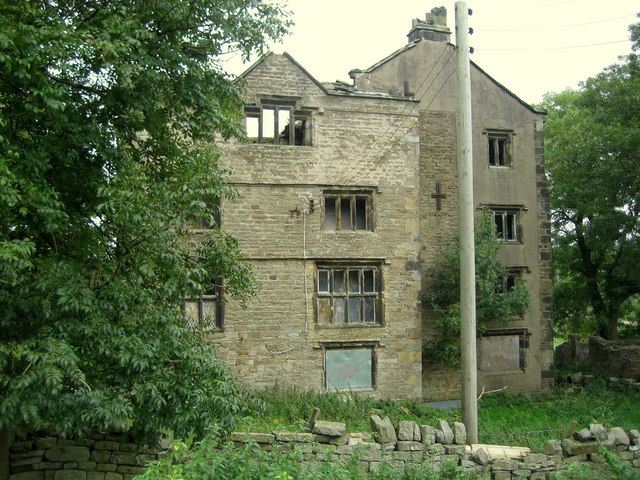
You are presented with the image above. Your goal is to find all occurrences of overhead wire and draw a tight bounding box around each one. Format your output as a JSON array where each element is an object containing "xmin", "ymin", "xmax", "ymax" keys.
[
  {"xmin": 334, "ymin": 46, "xmax": 451, "ymax": 186},
  {"xmin": 336, "ymin": 49, "xmax": 455, "ymax": 186}
]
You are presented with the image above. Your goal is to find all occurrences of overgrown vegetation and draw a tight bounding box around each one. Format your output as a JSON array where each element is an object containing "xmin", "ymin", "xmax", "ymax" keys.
[
  {"xmin": 540, "ymin": 16, "xmax": 640, "ymax": 340},
  {"xmin": 423, "ymin": 211, "xmax": 529, "ymax": 366},
  {"xmin": 238, "ymin": 380, "xmax": 640, "ymax": 454},
  {"xmin": 0, "ymin": 0, "xmax": 289, "ymax": 441}
]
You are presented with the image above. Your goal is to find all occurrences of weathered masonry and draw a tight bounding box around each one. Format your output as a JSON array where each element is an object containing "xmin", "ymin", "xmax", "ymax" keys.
[{"xmin": 203, "ymin": 7, "xmax": 553, "ymax": 400}]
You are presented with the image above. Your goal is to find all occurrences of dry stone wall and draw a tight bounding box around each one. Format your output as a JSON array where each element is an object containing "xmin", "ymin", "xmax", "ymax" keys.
[
  {"xmin": 6, "ymin": 432, "xmax": 167, "ymax": 480},
  {"xmin": 226, "ymin": 417, "xmax": 640, "ymax": 479}
]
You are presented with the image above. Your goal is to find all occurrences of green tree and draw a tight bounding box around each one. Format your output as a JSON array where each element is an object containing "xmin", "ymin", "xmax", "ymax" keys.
[
  {"xmin": 424, "ymin": 212, "xmax": 529, "ymax": 366},
  {"xmin": 0, "ymin": 0, "xmax": 289, "ymax": 440},
  {"xmin": 540, "ymin": 17, "xmax": 640, "ymax": 339}
]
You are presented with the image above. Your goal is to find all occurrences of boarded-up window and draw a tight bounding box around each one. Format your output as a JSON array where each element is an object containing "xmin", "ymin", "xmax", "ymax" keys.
[
  {"xmin": 316, "ymin": 265, "xmax": 381, "ymax": 325},
  {"xmin": 325, "ymin": 348, "xmax": 373, "ymax": 390},
  {"xmin": 479, "ymin": 332, "xmax": 527, "ymax": 372},
  {"xmin": 324, "ymin": 192, "xmax": 372, "ymax": 231}
]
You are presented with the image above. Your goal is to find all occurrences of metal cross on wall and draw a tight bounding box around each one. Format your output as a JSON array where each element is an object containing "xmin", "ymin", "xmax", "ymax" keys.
[{"xmin": 431, "ymin": 181, "xmax": 446, "ymax": 211}]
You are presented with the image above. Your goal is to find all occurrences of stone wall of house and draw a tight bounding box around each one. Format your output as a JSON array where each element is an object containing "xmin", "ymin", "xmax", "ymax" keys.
[
  {"xmin": 555, "ymin": 336, "xmax": 640, "ymax": 380},
  {"xmin": 227, "ymin": 417, "xmax": 640, "ymax": 479},
  {"xmin": 214, "ymin": 52, "xmax": 425, "ymax": 400},
  {"xmin": 5, "ymin": 432, "xmax": 167, "ymax": 480}
]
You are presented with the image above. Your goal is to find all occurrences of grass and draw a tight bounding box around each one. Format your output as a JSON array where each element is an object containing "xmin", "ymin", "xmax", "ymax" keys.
[{"xmin": 237, "ymin": 378, "xmax": 640, "ymax": 453}]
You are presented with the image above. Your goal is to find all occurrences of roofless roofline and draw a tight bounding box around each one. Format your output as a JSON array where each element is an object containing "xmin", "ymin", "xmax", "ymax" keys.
[{"xmin": 237, "ymin": 51, "xmax": 329, "ymax": 95}]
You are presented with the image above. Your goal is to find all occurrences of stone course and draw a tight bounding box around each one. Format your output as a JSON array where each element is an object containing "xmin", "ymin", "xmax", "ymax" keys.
[{"xmin": 7, "ymin": 433, "xmax": 167, "ymax": 480}]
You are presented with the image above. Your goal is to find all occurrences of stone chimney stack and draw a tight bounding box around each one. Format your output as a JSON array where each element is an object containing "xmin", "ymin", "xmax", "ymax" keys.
[{"xmin": 407, "ymin": 7, "xmax": 451, "ymax": 43}]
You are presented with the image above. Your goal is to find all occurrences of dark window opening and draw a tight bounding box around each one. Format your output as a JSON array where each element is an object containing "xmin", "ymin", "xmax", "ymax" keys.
[
  {"xmin": 487, "ymin": 132, "xmax": 513, "ymax": 167},
  {"xmin": 492, "ymin": 210, "xmax": 520, "ymax": 241},
  {"xmin": 324, "ymin": 193, "xmax": 372, "ymax": 231}
]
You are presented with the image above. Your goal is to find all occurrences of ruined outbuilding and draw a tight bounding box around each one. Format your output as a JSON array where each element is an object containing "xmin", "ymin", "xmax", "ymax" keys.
[{"xmin": 198, "ymin": 7, "xmax": 553, "ymax": 400}]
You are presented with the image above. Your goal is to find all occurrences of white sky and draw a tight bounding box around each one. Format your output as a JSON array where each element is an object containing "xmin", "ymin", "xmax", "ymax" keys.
[{"xmin": 223, "ymin": 0, "xmax": 638, "ymax": 106}]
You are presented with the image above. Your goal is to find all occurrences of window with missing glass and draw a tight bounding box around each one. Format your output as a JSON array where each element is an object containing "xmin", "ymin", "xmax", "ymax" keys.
[
  {"xmin": 244, "ymin": 102, "xmax": 312, "ymax": 146},
  {"xmin": 324, "ymin": 191, "xmax": 373, "ymax": 231},
  {"xmin": 486, "ymin": 129, "xmax": 514, "ymax": 167},
  {"xmin": 316, "ymin": 265, "xmax": 381, "ymax": 325},
  {"xmin": 492, "ymin": 209, "xmax": 522, "ymax": 242}
]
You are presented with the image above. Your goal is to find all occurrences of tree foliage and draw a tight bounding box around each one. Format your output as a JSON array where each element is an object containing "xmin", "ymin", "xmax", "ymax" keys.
[
  {"xmin": 0, "ymin": 0, "xmax": 290, "ymax": 440},
  {"xmin": 424, "ymin": 212, "xmax": 529, "ymax": 366},
  {"xmin": 540, "ymin": 17, "xmax": 640, "ymax": 339}
]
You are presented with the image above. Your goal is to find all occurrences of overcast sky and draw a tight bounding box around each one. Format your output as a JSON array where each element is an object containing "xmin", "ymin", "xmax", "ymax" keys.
[{"xmin": 223, "ymin": 0, "xmax": 638, "ymax": 106}]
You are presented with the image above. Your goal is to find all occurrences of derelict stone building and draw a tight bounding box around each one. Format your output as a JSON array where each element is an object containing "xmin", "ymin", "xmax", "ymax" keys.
[{"xmin": 196, "ymin": 8, "xmax": 553, "ymax": 400}]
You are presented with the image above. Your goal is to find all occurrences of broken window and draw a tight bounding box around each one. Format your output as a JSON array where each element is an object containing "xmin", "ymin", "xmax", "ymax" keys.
[
  {"xmin": 244, "ymin": 103, "xmax": 312, "ymax": 145},
  {"xmin": 497, "ymin": 270, "xmax": 520, "ymax": 293},
  {"xmin": 324, "ymin": 192, "xmax": 372, "ymax": 231},
  {"xmin": 492, "ymin": 209, "xmax": 521, "ymax": 242},
  {"xmin": 184, "ymin": 285, "xmax": 224, "ymax": 331},
  {"xmin": 486, "ymin": 130, "xmax": 513, "ymax": 167},
  {"xmin": 316, "ymin": 265, "xmax": 381, "ymax": 325},
  {"xmin": 325, "ymin": 347, "xmax": 374, "ymax": 390},
  {"xmin": 479, "ymin": 330, "xmax": 528, "ymax": 372}
]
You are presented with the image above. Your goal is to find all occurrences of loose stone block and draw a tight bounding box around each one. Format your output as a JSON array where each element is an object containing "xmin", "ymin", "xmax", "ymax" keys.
[
  {"xmin": 53, "ymin": 470, "xmax": 87, "ymax": 480},
  {"xmin": 35, "ymin": 438, "xmax": 58, "ymax": 450},
  {"xmin": 471, "ymin": 447, "xmax": 489, "ymax": 466},
  {"xmin": 10, "ymin": 442, "xmax": 34, "ymax": 453},
  {"xmin": 610, "ymin": 427, "xmax": 630, "ymax": 446},
  {"xmin": 90, "ymin": 451, "xmax": 112, "ymax": 464},
  {"xmin": 370, "ymin": 415, "xmax": 397, "ymax": 445},
  {"xmin": 109, "ymin": 452, "xmax": 137, "ymax": 465},
  {"xmin": 396, "ymin": 441, "xmax": 424, "ymax": 451},
  {"xmin": 93, "ymin": 442, "xmax": 120, "ymax": 451},
  {"xmin": 45, "ymin": 447, "xmax": 90, "ymax": 463},
  {"xmin": 228, "ymin": 432, "xmax": 274, "ymax": 444},
  {"xmin": 590, "ymin": 424, "xmax": 608, "ymax": 442},
  {"xmin": 396, "ymin": 421, "xmax": 416, "ymax": 441},
  {"xmin": 453, "ymin": 422, "xmax": 466, "ymax": 445},
  {"xmin": 312, "ymin": 420, "xmax": 346, "ymax": 437},
  {"xmin": 87, "ymin": 473, "xmax": 106, "ymax": 480},
  {"xmin": 438, "ymin": 420, "xmax": 454, "ymax": 444},
  {"xmin": 564, "ymin": 454, "xmax": 588, "ymax": 463},
  {"xmin": 420, "ymin": 425, "xmax": 437, "ymax": 446},
  {"xmin": 413, "ymin": 423, "xmax": 421, "ymax": 442},
  {"xmin": 561, "ymin": 439, "xmax": 598, "ymax": 456},
  {"xmin": 444, "ymin": 445, "xmax": 466, "ymax": 455},
  {"xmin": 629, "ymin": 430, "xmax": 640, "ymax": 446},
  {"xmin": 8, "ymin": 472, "xmax": 45, "ymax": 480},
  {"xmin": 96, "ymin": 464, "xmax": 117, "ymax": 472},
  {"xmin": 492, "ymin": 458, "xmax": 520, "ymax": 471},
  {"xmin": 492, "ymin": 470, "xmax": 512, "ymax": 480},
  {"xmin": 573, "ymin": 428, "xmax": 593, "ymax": 442}
]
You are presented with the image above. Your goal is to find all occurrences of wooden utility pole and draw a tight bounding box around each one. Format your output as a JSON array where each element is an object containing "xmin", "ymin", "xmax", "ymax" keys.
[{"xmin": 455, "ymin": 0, "xmax": 478, "ymax": 444}]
